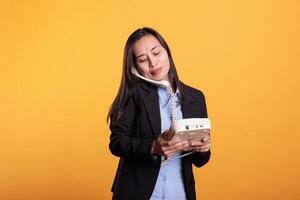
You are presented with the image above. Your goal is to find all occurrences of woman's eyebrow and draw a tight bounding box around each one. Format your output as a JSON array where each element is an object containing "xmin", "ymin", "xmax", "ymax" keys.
[
  {"xmin": 151, "ymin": 46, "xmax": 159, "ymax": 51},
  {"xmin": 136, "ymin": 54, "xmax": 146, "ymax": 58},
  {"xmin": 136, "ymin": 46, "xmax": 159, "ymax": 58}
]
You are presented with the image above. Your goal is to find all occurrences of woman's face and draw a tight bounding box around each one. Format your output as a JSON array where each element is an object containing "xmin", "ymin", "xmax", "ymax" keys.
[{"xmin": 133, "ymin": 34, "xmax": 170, "ymax": 82}]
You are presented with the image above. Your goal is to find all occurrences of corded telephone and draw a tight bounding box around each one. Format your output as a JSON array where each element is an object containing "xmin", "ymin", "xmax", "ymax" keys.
[{"xmin": 131, "ymin": 67, "xmax": 211, "ymax": 165}]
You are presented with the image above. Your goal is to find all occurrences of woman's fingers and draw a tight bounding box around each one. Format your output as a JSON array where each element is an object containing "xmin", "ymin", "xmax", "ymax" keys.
[
  {"xmin": 191, "ymin": 143, "xmax": 211, "ymax": 152},
  {"xmin": 157, "ymin": 135, "xmax": 212, "ymax": 156},
  {"xmin": 190, "ymin": 137, "xmax": 211, "ymax": 146},
  {"xmin": 161, "ymin": 140, "xmax": 189, "ymax": 156},
  {"xmin": 160, "ymin": 128, "xmax": 175, "ymax": 141},
  {"xmin": 189, "ymin": 136, "xmax": 211, "ymax": 152},
  {"xmin": 162, "ymin": 140, "xmax": 188, "ymax": 151}
]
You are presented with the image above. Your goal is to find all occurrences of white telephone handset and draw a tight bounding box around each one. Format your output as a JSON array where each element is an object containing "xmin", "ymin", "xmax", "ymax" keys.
[{"xmin": 131, "ymin": 67, "xmax": 170, "ymax": 88}]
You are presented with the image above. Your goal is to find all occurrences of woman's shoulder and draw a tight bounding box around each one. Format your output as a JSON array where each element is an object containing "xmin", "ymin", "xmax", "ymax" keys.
[
  {"xmin": 129, "ymin": 81, "xmax": 158, "ymax": 101},
  {"xmin": 131, "ymin": 81, "xmax": 157, "ymax": 93},
  {"xmin": 180, "ymin": 81, "xmax": 205, "ymax": 98}
]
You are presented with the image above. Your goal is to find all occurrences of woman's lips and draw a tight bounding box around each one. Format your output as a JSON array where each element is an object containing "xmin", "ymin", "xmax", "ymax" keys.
[{"xmin": 150, "ymin": 68, "xmax": 161, "ymax": 76}]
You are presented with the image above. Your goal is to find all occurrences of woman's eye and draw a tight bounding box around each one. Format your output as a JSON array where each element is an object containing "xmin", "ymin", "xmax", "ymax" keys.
[
  {"xmin": 153, "ymin": 51, "xmax": 160, "ymax": 55},
  {"xmin": 139, "ymin": 59, "xmax": 146, "ymax": 63}
]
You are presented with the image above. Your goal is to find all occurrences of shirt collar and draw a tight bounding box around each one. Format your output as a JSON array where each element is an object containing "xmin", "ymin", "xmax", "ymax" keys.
[{"xmin": 157, "ymin": 86, "xmax": 180, "ymax": 108}]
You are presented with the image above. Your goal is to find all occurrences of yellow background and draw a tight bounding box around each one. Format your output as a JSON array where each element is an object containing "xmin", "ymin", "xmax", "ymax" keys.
[{"xmin": 1, "ymin": 0, "xmax": 299, "ymax": 199}]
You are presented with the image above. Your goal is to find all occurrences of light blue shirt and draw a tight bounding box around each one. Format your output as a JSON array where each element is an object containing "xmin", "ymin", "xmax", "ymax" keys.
[{"xmin": 150, "ymin": 86, "xmax": 187, "ymax": 200}]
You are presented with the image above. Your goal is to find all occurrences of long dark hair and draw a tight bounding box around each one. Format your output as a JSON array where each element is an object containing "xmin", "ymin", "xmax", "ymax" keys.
[{"xmin": 107, "ymin": 27, "xmax": 182, "ymax": 124}]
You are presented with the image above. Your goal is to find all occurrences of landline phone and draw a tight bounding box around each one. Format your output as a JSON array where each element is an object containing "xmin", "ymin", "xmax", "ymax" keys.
[
  {"xmin": 131, "ymin": 67, "xmax": 211, "ymax": 165},
  {"xmin": 173, "ymin": 118, "xmax": 211, "ymax": 142}
]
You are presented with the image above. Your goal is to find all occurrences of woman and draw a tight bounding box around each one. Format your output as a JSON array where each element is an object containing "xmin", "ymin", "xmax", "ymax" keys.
[{"xmin": 107, "ymin": 27, "xmax": 211, "ymax": 200}]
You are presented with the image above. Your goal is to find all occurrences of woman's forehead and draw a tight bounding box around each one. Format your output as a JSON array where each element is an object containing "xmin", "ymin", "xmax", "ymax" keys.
[{"xmin": 133, "ymin": 35, "xmax": 162, "ymax": 53}]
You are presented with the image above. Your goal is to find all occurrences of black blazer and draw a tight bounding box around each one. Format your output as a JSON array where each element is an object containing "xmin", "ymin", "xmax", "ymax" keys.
[{"xmin": 109, "ymin": 81, "xmax": 211, "ymax": 200}]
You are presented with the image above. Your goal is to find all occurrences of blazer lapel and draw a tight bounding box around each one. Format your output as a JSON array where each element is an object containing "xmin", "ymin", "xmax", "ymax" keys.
[
  {"xmin": 143, "ymin": 86, "xmax": 161, "ymax": 138},
  {"xmin": 181, "ymin": 89, "xmax": 196, "ymax": 119}
]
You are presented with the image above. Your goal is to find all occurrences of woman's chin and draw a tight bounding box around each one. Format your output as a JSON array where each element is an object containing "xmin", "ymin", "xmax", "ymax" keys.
[{"xmin": 151, "ymin": 74, "xmax": 169, "ymax": 82}]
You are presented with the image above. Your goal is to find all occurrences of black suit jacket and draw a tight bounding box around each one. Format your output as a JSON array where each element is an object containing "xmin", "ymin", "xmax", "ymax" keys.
[{"xmin": 109, "ymin": 81, "xmax": 211, "ymax": 200}]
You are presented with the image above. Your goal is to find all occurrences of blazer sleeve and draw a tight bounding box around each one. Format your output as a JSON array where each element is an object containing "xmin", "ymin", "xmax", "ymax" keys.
[
  {"xmin": 190, "ymin": 90, "xmax": 211, "ymax": 167},
  {"xmin": 109, "ymin": 94, "xmax": 154, "ymax": 161},
  {"xmin": 191, "ymin": 150, "xmax": 211, "ymax": 167}
]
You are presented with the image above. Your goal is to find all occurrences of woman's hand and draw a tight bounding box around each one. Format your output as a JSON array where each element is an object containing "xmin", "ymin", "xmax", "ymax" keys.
[
  {"xmin": 189, "ymin": 135, "xmax": 211, "ymax": 153},
  {"xmin": 152, "ymin": 128, "xmax": 189, "ymax": 158}
]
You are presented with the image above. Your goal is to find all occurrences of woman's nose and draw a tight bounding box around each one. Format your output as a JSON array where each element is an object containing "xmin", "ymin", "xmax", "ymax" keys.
[{"xmin": 149, "ymin": 56, "xmax": 158, "ymax": 67}]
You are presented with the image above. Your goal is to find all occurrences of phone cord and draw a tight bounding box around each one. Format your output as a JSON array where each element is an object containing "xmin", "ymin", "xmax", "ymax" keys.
[{"xmin": 161, "ymin": 85, "xmax": 195, "ymax": 166}]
